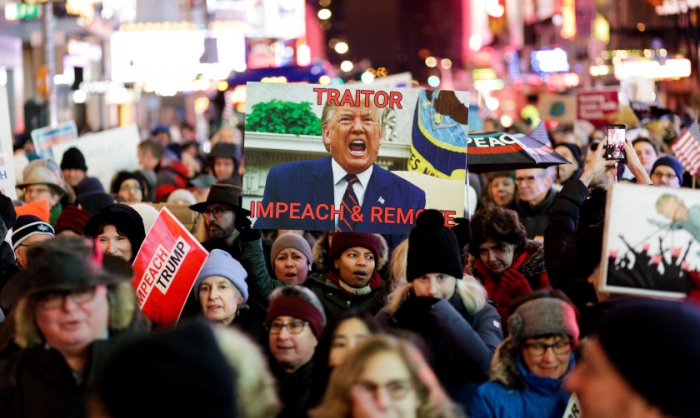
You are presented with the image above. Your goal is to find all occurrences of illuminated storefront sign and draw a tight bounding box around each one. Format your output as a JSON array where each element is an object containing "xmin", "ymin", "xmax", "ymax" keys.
[
  {"xmin": 531, "ymin": 48, "xmax": 570, "ymax": 74},
  {"xmin": 614, "ymin": 59, "xmax": 691, "ymax": 80},
  {"xmin": 654, "ymin": 0, "xmax": 700, "ymax": 15}
]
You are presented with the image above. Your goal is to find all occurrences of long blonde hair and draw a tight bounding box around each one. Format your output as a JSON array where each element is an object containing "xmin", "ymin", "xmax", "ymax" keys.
[
  {"xmin": 385, "ymin": 275, "xmax": 487, "ymax": 316},
  {"xmin": 311, "ymin": 334, "xmax": 464, "ymax": 418}
]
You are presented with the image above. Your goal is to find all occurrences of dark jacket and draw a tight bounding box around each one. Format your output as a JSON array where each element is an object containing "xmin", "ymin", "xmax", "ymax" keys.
[
  {"xmin": 271, "ymin": 359, "xmax": 315, "ymax": 418},
  {"xmin": 515, "ymin": 189, "xmax": 558, "ymax": 239},
  {"xmin": 376, "ymin": 292, "xmax": 503, "ymax": 409},
  {"xmin": 543, "ymin": 179, "xmax": 599, "ymax": 311},
  {"xmin": 73, "ymin": 176, "xmax": 105, "ymax": 198},
  {"xmin": 470, "ymin": 337, "xmax": 574, "ymax": 418},
  {"xmin": 0, "ymin": 316, "xmax": 147, "ymax": 418}
]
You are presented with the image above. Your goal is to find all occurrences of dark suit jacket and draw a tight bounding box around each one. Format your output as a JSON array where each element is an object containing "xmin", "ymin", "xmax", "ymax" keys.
[{"xmin": 253, "ymin": 157, "xmax": 426, "ymax": 234}]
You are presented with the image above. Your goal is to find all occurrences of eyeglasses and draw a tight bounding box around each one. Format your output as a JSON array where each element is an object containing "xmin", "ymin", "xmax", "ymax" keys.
[
  {"xmin": 354, "ymin": 379, "xmax": 414, "ymax": 400},
  {"xmin": 119, "ymin": 184, "xmax": 141, "ymax": 192},
  {"xmin": 267, "ymin": 320, "xmax": 308, "ymax": 335},
  {"xmin": 515, "ymin": 174, "xmax": 545, "ymax": 184},
  {"xmin": 36, "ymin": 287, "xmax": 98, "ymax": 310},
  {"xmin": 201, "ymin": 207, "xmax": 232, "ymax": 218},
  {"xmin": 651, "ymin": 172, "xmax": 679, "ymax": 181},
  {"xmin": 523, "ymin": 338, "xmax": 572, "ymax": 357},
  {"xmin": 24, "ymin": 186, "xmax": 52, "ymax": 195}
]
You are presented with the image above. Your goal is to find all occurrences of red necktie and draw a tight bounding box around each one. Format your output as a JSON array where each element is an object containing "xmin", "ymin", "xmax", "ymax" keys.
[{"xmin": 337, "ymin": 174, "xmax": 360, "ymax": 231}]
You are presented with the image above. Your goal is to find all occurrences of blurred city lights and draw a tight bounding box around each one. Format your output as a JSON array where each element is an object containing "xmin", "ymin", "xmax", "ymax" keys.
[
  {"xmin": 340, "ymin": 60, "xmax": 354, "ymax": 72},
  {"xmin": 319, "ymin": 75, "xmax": 331, "ymax": 84},
  {"xmin": 485, "ymin": 97, "xmax": 499, "ymax": 111},
  {"xmin": 427, "ymin": 75, "xmax": 440, "ymax": 87},
  {"xmin": 441, "ymin": 58, "xmax": 452, "ymax": 69},
  {"xmin": 469, "ymin": 34, "xmax": 482, "ymax": 52},
  {"xmin": 217, "ymin": 81, "xmax": 229, "ymax": 91},
  {"xmin": 317, "ymin": 9, "xmax": 331, "ymax": 20},
  {"xmin": 334, "ymin": 41, "xmax": 349, "ymax": 54},
  {"xmin": 72, "ymin": 90, "xmax": 87, "ymax": 104},
  {"xmin": 500, "ymin": 115, "xmax": 514, "ymax": 128},
  {"xmin": 425, "ymin": 56, "xmax": 437, "ymax": 67},
  {"xmin": 637, "ymin": 22, "xmax": 646, "ymax": 32},
  {"xmin": 319, "ymin": 0, "xmax": 330, "ymax": 6},
  {"xmin": 361, "ymin": 71, "xmax": 375, "ymax": 84},
  {"xmin": 486, "ymin": 0, "xmax": 504, "ymax": 17}
]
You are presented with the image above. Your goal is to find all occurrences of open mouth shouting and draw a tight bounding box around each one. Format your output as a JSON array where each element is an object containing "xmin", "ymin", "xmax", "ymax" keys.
[{"xmin": 348, "ymin": 139, "xmax": 367, "ymax": 156}]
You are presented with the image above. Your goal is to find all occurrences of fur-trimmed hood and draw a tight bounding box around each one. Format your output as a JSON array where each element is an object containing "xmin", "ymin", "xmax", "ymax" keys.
[
  {"xmin": 312, "ymin": 232, "xmax": 389, "ymax": 273},
  {"xmin": 14, "ymin": 282, "xmax": 139, "ymax": 349}
]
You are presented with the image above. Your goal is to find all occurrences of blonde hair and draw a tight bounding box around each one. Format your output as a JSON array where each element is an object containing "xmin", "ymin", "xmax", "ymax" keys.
[
  {"xmin": 211, "ymin": 326, "xmax": 281, "ymax": 418},
  {"xmin": 311, "ymin": 334, "xmax": 464, "ymax": 418},
  {"xmin": 385, "ymin": 275, "xmax": 487, "ymax": 316},
  {"xmin": 14, "ymin": 282, "xmax": 137, "ymax": 348},
  {"xmin": 388, "ymin": 239, "xmax": 409, "ymax": 291}
]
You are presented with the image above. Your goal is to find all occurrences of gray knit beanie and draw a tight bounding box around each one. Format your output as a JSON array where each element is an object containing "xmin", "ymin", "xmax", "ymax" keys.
[
  {"xmin": 507, "ymin": 297, "xmax": 579, "ymax": 343},
  {"xmin": 194, "ymin": 249, "xmax": 248, "ymax": 301},
  {"xmin": 271, "ymin": 232, "xmax": 313, "ymax": 265}
]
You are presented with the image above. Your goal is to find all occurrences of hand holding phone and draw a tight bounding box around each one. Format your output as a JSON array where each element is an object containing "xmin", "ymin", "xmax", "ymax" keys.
[{"xmin": 605, "ymin": 124, "xmax": 627, "ymax": 162}]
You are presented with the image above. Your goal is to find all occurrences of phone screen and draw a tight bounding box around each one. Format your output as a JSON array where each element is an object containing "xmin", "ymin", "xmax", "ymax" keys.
[{"xmin": 605, "ymin": 125, "xmax": 626, "ymax": 162}]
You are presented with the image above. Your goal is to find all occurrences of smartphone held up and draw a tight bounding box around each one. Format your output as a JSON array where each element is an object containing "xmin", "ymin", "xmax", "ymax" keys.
[{"xmin": 605, "ymin": 124, "xmax": 627, "ymax": 163}]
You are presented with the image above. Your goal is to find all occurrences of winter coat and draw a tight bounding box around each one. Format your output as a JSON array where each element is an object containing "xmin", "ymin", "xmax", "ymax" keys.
[
  {"xmin": 543, "ymin": 179, "xmax": 599, "ymax": 311},
  {"xmin": 271, "ymin": 359, "xmax": 316, "ymax": 418},
  {"xmin": 376, "ymin": 291, "xmax": 503, "ymax": 409},
  {"xmin": 515, "ymin": 189, "xmax": 558, "ymax": 239},
  {"xmin": 467, "ymin": 240, "xmax": 551, "ymax": 324},
  {"xmin": 470, "ymin": 337, "xmax": 574, "ymax": 418}
]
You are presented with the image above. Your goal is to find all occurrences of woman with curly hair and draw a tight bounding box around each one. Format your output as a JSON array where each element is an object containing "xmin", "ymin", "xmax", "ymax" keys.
[{"xmin": 467, "ymin": 206, "xmax": 551, "ymax": 324}]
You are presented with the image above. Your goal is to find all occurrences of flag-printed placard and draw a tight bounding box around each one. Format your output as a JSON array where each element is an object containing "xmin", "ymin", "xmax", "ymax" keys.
[
  {"xmin": 530, "ymin": 121, "xmax": 552, "ymax": 146},
  {"xmin": 671, "ymin": 121, "xmax": 700, "ymax": 176},
  {"xmin": 132, "ymin": 207, "xmax": 208, "ymax": 328}
]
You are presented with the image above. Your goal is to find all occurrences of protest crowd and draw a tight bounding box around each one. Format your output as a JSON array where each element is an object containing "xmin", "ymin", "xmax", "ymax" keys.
[{"xmin": 1, "ymin": 99, "xmax": 700, "ymax": 418}]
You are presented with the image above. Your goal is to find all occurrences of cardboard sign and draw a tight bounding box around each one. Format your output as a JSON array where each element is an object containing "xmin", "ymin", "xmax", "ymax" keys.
[
  {"xmin": 576, "ymin": 88, "xmax": 619, "ymax": 128},
  {"xmin": 539, "ymin": 94, "xmax": 576, "ymax": 124},
  {"xmin": 30, "ymin": 120, "xmax": 78, "ymax": 158},
  {"xmin": 51, "ymin": 125, "xmax": 141, "ymax": 191},
  {"xmin": 563, "ymin": 393, "xmax": 581, "ymax": 418},
  {"xmin": 245, "ymin": 82, "xmax": 468, "ymax": 234},
  {"xmin": 601, "ymin": 183, "xmax": 700, "ymax": 299},
  {"xmin": 0, "ymin": 87, "xmax": 18, "ymax": 199},
  {"xmin": 132, "ymin": 207, "xmax": 208, "ymax": 328}
]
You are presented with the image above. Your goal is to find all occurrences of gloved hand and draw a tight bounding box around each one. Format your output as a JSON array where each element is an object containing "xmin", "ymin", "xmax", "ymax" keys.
[
  {"xmin": 500, "ymin": 269, "xmax": 532, "ymax": 299},
  {"xmin": 234, "ymin": 213, "xmax": 261, "ymax": 243},
  {"xmin": 393, "ymin": 296, "xmax": 441, "ymax": 331}
]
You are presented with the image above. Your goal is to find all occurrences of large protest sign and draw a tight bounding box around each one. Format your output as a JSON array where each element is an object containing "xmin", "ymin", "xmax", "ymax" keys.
[
  {"xmin": 245, "ymin": 83, "xmax": 468, "ymax": 234},
  {"xmin": 576, "ymin": 87, "xmax": 619, "ymax": 128},
  {"xmin": 132, "ymin": 207, "xmax": 208, "ymax": 327},
  {"xmin": 0, "ymin": 87, "xmax": 17, "ymax": 199},
  {"xmin": 52, "ymin": 125, "xmax": 141, "ymax": 190},
  {"xmin": 601, "ymin": 183, "xmax": 700, "ymax": 299},
  {"xmin": 30, "ymin": 120, "xmax": 78, "ymax": 158}
]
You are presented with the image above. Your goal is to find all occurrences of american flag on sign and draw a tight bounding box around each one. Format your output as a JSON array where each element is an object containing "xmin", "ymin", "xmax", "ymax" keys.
[
  {"xmin": 671, "ymin": 121, "xmax": 700, "ymax": 176},
  {"xmin": 530, "ymin": 122, "xmax": 552, "ymax": 146}
]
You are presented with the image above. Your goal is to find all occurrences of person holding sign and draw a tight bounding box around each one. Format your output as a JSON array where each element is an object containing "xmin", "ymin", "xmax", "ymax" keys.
[
  {"xmin": 253, "ymin": 100, "xmax": 426, "ymax": 234},
  {"xmin": 192, "ymin": 249, "xmax": 267, "ymax": 345},
  {"xmin": 471, "ymin": 291, "xmax": 579, "ymax": 418}
]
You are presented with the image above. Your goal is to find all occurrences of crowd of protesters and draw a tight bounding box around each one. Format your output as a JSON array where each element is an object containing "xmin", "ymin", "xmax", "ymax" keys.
[{"xmin": 0, "ymin": 113, "xmax": 699, "ymax": 418}]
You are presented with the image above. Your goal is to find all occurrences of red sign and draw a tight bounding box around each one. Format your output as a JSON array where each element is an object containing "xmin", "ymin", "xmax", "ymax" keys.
[
  {"xmin": 132, "ymin": 207, "xmax": 208, "ymax": 328},
  {"xmin": 576, "ymin": 88, "xmax": 619, "ymax": 128}
]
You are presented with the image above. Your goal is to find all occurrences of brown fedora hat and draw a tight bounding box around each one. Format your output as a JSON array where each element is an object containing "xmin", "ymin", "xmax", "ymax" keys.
[
  {"xmin": 16, "ymin": 166, "xmax": 67, "ymax": 197},
  {"xmin": 189, "ymin": 183, "xmax": 250, "ymax": 216}
]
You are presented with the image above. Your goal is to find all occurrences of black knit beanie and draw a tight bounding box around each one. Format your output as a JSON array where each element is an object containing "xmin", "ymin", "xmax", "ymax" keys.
[
  {"xmin": 84, "ymin": 204, "xmax": 145, "ymax": 262},
  {"xmin": 406, "ymin": 209, "xmax": 463, "ymax": 282},
  {"xmin": 96, "ymin": 320, "xmax": 238, "ymax": 417},
  {"xmin": 596, "ymin": 298, "xmax": 700, "ymax": 418},
  {"xmin": 60, "ymin": 147, "xmax": 88, "ymax": 171}
]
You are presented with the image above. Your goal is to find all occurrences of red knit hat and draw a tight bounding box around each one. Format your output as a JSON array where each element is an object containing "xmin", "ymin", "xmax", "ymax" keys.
[
  {"xmin": 54, "ymin": 206, "xmax": 91, "ymax": 236},
  {"xmin": 265, "ymin": 296, "xmax": 325, "ymax": 338},
  {"xmin": 329, "ymin": 232, "xmax": 380, "ymax": 265}
]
